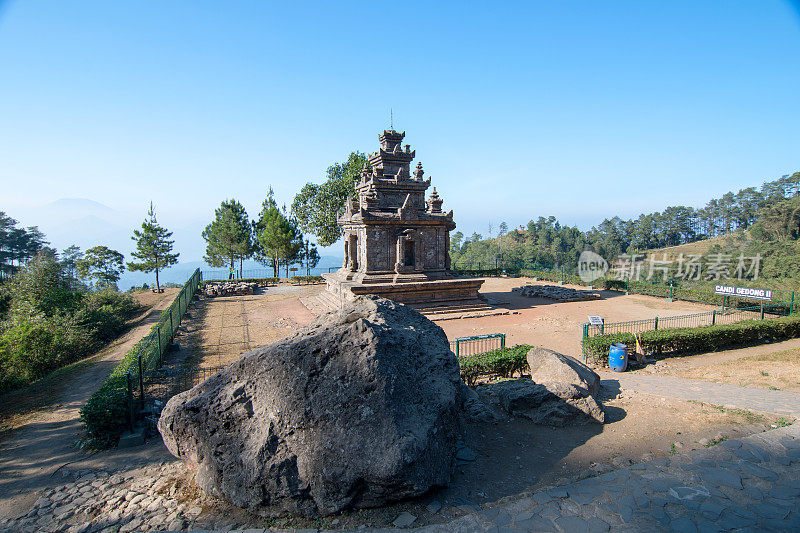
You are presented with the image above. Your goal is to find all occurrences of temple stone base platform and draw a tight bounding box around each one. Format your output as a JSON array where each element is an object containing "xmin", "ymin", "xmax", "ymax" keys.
[{"xmin": 306, "ymin": 273, "xmax": 502, "ymax": 319}]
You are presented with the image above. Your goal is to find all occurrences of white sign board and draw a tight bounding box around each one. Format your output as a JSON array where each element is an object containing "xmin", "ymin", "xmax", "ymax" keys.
[
  {"xmin": 714, "ymin": 285, "xmax": 772, "ymax": 301},
  {"xmin": 588, "ymin": 315, "xmax": 604, "ymax": 325}
]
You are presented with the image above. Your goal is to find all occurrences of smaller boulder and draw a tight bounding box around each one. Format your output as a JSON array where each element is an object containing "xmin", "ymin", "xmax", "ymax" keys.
[
  {"xmin": 477, "ymin": 379, "xmax": 604, "ymax": 426},
  {"xmin": 527, "ymin": 347, "xmax": 600, "ymax": 396},
  {"xmin": 458, "ymin": 383, "xmax": 498, "ymax": 423}
]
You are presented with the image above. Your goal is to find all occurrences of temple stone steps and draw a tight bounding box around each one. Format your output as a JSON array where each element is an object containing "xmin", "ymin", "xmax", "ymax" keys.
[{"xmin": 409, "ymin": 300, "xmax": 494, "ymax": 315}]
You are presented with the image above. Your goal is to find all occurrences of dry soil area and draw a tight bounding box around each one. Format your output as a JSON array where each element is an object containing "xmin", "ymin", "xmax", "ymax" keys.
[
  {"xmin": 437, "ymin": 277, "xmax": 715, "ymax": 358},
  {"xmin": 643, "ymin": 338, "xmax": 800, "ymax": 393}
]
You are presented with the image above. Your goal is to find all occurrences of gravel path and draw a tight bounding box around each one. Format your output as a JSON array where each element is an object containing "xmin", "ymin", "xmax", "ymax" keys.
[{"xmin": 600, "ymin": 371, "xmax": 800, "ymax": 417}]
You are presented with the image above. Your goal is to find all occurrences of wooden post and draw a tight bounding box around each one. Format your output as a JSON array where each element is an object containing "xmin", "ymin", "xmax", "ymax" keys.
[
  {"xmin": 712, "ymin": 310, "xmax": 716, "ymax": 326},
  {"xmin": 654, "ymin": 316, "xmax": 659, "ymax": 331}
]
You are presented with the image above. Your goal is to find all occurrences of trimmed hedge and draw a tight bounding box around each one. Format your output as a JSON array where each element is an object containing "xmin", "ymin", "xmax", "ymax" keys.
[
  {"xmin": 200, "ymin": 277, "xmax": 279, "ymax": 287},
  {"xmin": 582, "ymin": 315, "xmax": 800, "ymax": 364},
  {"xmin": 289, "ymin": 275, "xmax": 325, "ymax": 285},
  {"xmin": 459, "ymin": 344, "xmax": 531, "ymax": 386}
]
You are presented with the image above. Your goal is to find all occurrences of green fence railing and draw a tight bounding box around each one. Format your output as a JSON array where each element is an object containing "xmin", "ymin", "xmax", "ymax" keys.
[
  {"xmin": 582, "ymin": 302, "xmax": 793, "ymax": 343},
  {"xmin": 450, "ymin": 333, "xmax": 506, "ymax": 358},
  {"xmin": 81, "ymin": 268, "xmax": 202, "ymax": 447}
]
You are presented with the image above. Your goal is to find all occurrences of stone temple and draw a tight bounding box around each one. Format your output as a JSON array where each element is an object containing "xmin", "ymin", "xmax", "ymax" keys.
[{"xmin": 321, "ymin": 129, "xmax": 485, "ymax": 312}]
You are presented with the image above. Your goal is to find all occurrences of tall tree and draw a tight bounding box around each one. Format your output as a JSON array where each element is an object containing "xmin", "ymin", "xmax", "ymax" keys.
[
  {"xmin": 77, "ymin": 246, "xmax": 125, "ymax": 290},
  {"xmin": 301, "ymin": 239, "xmax": 321, "ymax": 276},
  {"xmin": 60, "ymin": 245, "xmax": 83, "ymax": 288},
  {"xmin": 202, "ymin": 199, "xmax": 252, "ymax": 276},
  {"xmin": 291, "ymin": 152, "xmax": 368, "ymax": 246},
  {"xmin": 254, "ymin": 189, "xmax": 304, "ymax": 277},
  {"xmin": 127, "ymin": 203, "xmax": 180, "ymax": 292}
]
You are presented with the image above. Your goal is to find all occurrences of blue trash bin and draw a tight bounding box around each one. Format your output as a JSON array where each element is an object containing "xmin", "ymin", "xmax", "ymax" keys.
[{"xmin": 609, "ymin": 343, "xmax": 628, "ymax": 372}]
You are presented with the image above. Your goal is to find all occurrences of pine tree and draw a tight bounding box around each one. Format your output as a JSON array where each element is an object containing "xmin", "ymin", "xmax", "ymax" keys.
[
  {"xmin": 254, "ymin": 188, "xmax": 304, "ymax": 277},
  {"xmin": 127, "ymin": 203, "xmax": 180, "ymax": 292},
  {"xmin": 202, "ymin": 199, "xmax": 252, "ymax": 277}
]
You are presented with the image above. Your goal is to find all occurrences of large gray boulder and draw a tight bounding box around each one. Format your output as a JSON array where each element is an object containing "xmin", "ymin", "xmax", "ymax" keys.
[
  {"xmin": 527, "ymin": 347, "xmax": 600, "ymax": 396},
  {"xmin": 158, "ymin": 296, "xmax": 461, "ymax": 518},
  {"xmin": 476, "ymin": 379, "xmax": 604, "ymax": 426}
]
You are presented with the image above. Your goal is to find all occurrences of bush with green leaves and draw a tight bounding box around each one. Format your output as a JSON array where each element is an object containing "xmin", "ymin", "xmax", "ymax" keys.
[
  {"xmin": 582, "ymin": 315, "xmax": 800, "ymax": 364},
  {"xmin": 0, "ymin": 255, "xmax": 143, "ymax": 394},
  {"xmin": 289, "ymin": 275, "xmax": 324, "ymax": 285},
  {"xmin": 459, "ymin": 344, "xmax": 531, "ymax": 386},
  {"xmin": 80, "ymin": 333, "xmax": 153, "ymax": 448}
]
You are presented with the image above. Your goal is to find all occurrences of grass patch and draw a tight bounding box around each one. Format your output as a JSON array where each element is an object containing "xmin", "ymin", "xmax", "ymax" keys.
[{"xmin": 687, "ymin": 400, "xmax": 766, "ymax": 424}]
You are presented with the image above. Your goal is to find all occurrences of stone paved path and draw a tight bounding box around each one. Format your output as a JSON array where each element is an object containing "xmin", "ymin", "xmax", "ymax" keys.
[
  {"xmin": 418, "ymin": 423, "xmax": 800, "ymax": 532},
  {"xmin": 599, "ymin": 372, "xmax": 800, "ymax": 417}
]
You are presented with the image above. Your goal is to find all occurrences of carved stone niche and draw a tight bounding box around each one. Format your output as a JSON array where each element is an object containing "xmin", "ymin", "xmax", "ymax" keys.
[
  {"xmin": 344, "ymin": 232, "xmax": 359, "ymax": 273},
  {"xmin": 395, "ymin": 229, "xmax": 422, "ymax": 274}
]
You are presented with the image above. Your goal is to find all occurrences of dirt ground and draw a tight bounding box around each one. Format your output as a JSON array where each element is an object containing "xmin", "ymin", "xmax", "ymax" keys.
[
  {"xmin": 1, "ymin": 279, "xmax": 792, "ymax": 529},
  {"xmin": 642, "ymin": 337, "xmax": 800, "ymax": 393},
  {"xmin": 140, "ymin": 279, "xmax": 787, "ymax": 530},
  {"xmin": 184, "ymin": 284, "xmax": 318, "ymax": 371},
  {"xmin": 151, "ymin": 380, "xmax": 781, "ymax": 531},
  {"xmin": 436, "ymin": 277, "xmax": 715, "ymax": 358}
]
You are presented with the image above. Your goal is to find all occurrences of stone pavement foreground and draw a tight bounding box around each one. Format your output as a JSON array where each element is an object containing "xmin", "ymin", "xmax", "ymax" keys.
[
  {"xmin": 0, "ymin": 407, "xmax": 797, "ymax": 532},
  {"xmin": 415, "ymin": 422, "xmax": 800, "ymax": 532}
]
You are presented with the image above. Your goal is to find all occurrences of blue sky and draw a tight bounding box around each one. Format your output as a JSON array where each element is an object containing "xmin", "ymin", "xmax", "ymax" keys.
[{"xmin": 1, "ymin": 1, "xmax": 799, "ymax": 261}]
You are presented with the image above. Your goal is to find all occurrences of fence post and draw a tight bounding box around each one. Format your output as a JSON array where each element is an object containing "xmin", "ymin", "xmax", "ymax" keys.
[
  {"xmin": 157, "ymin": 326, "xmax": 162, "ymax": 366},
  {"xmin": 138, "ymin": 352, "xmax": 145, "ymax": 410},
  {"xmin": 654, "ymin": 316, "xmax": 659, "ymax": 331},
  {"xmin": 582, "ymin": 323, "xmax": 589, "ymax": 341},
  {"xmin": 791, "ymin": 291, "xmax": 795, "ymax": 315},
  {"xmin": 126, "ymin": 372, "xmax": 135, "ymax": 433},
  {"xmin": 761, "ymin": 301, "xmax": 765, "ymax": 320},
  {"xmin": 500, "ymin": 334, "xmax": 506, "ymax": 350},
  {"xmin": 169, "ymin": 309, "xmax": 174, "ymax": 338},
  {"xmin": 712, "ymin": 310, "xmax": 716, "ymax": 326},
  {"xmin": 669, "ymin": 281, "xmax": 674, "ymax": 301},
  {"xmin": 455, "ymin": 340, "xmax": 459, "ymax": 358}
]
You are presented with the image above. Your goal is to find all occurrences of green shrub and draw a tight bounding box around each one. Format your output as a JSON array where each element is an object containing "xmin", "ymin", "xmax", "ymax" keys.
[
  {"xmin": 289, "ymin": 275, "xmax": 324, "ymax": 285},
  {"xmin": 581, "ymin": 332, "xmax": 635, "ymax": 364},
  {"xmin": 583, "ymin": 315, "xmax": 800, "ymax": 364},
  {"xmin": 603, "ymin": 279, "xmax": 627, "ymax": 291},
  {"xmin": 459, "ymin": 345, "xmax": 531, "ymax": 386},
  {"xmin": 80, "ymin": 334, "xmax": 153, "ymax": 448},
  {"xmin": 76, "ymin": 290, "xmax": 142, "ymax": 343},
  {"xmin": 0, "ymin": 315, "xmax": 92, "ymax": 383}
]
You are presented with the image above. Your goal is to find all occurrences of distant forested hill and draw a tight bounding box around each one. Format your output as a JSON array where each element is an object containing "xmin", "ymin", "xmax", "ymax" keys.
[{"xmin": 452, "ymin": 171, "xmax": 800, "ymax": 287}]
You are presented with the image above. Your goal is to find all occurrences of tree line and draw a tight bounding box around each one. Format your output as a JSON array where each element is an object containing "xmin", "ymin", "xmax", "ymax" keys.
[
  {"xmin": 202, "ymin": 188, "xmax": 321, "ymax": 278},
  {"xmin": 451, "ymin": 171, "xmax": 800, "ymax": 271}
]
